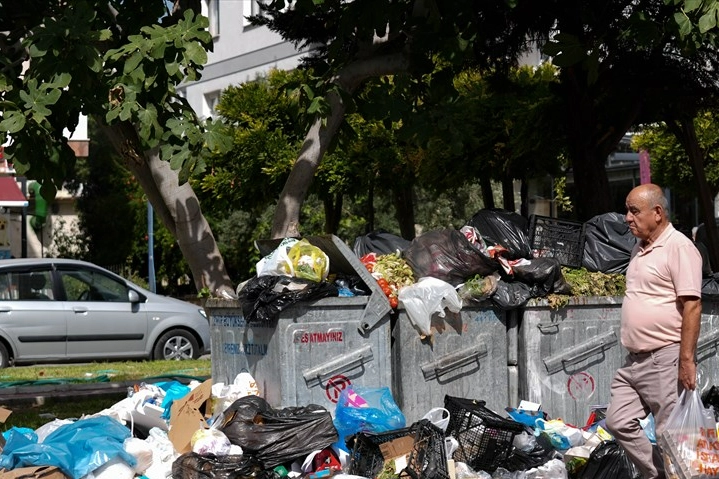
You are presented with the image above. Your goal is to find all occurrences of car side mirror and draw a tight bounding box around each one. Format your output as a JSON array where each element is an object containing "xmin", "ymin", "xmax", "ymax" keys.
[{"xmin": 128, "ymin": 290, "xmax": 140, "ymax": 303}]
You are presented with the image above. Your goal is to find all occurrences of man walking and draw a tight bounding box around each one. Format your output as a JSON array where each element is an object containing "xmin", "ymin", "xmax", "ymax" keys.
[{"xmin": 605, "ymin": 183, "xmax": 702, "ymax": 478}]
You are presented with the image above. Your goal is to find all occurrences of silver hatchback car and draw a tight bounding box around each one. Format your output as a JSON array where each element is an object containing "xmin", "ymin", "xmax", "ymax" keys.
[{"xmin": 0, "ymin": 258, "xmax": 210, "ymax": 367}]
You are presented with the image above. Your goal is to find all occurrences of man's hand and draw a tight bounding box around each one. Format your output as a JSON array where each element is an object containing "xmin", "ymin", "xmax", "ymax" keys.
[{"xmin": 678, "ymin": 358, "xmax": 697, "ymax": 390}]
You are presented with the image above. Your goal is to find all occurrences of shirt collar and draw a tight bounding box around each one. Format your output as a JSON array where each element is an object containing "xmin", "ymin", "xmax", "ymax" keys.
[{"xmin": 638, "ymin": 223, "xmax": 675, "ymax": 254}]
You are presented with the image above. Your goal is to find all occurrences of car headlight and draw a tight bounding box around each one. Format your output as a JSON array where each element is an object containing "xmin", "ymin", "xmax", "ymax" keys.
[{"xmin": 199, "ymin": 308, "xmax": 207, "ymax": 319}]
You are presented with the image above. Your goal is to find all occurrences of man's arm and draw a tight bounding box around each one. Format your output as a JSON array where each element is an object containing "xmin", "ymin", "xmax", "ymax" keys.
[{"xmin": 678, "ymin": 295, "xmax": 702, "ymax": 390}]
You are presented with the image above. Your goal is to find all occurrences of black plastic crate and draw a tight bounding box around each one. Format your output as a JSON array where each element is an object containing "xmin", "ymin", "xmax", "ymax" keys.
[
  {"xmin": 529, "ymin": 215, "xmax": 586, "ymax": 268},
  {"xmin": 444, "ymin": 395, "xmax": 526, "ymax": 473},
  {"xmin": 347, "ymin": 420, "xmax": 449, "ymax": 479}
]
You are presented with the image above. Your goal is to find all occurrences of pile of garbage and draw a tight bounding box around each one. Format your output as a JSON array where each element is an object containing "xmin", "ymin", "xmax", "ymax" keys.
[{"xmin": 0, "ymin": 373, "xmax": 645, "ymax": 479}]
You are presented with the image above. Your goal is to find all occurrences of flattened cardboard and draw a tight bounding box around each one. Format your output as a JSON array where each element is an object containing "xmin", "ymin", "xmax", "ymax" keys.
[
  {"xmin": 0, "ymin": 465, "xmax": 69, "ymax": 478},
  {"xmin": 379, "ymin": 435, "xmax": 415, "ymax": 461},
  {"xmin": 168, "ymin": 379, "xmax": 213, "ymax": 454}
]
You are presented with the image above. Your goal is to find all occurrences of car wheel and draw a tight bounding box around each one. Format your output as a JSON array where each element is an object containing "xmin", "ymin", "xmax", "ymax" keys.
[
  {"xmin": 0, "ymin": 343, "xmax": 10, "ymax": 368},
  {"xmin": 153, "ymin": 329, "xmax": 200, "ymax": 361}
]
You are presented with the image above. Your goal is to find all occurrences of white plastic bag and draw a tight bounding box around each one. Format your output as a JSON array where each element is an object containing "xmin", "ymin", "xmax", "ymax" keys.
[
  {"xmin": 398, "ymin": 277, "xmax": 462, "ymax": 336},
  {"xmin": 256, "ymin": 237, "xmax": 298, "ymax": 277},
  {"xmin": 660, "ymin": 389, "xmax": 719, "ymax": 478}
]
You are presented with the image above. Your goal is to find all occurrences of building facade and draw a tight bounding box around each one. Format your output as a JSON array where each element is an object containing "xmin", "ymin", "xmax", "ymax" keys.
[{"xmin": 178, "ymin": 0, "xmax": 307, "ymax": 118}]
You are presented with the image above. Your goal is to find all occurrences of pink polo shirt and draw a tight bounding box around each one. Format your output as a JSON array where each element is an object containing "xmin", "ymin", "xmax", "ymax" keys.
[{"xmin": 621, "ymin": 223, "xmax": 702, "ymax": 353}]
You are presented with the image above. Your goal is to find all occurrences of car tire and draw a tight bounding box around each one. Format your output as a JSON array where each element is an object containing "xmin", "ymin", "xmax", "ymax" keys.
[
  {"xmin": 0, "ymin": 343, "xmax": 10, "ymax": 368},
  {"xmin": 152, "ymin": 329, "xmax": 200, "ymax": 361}
]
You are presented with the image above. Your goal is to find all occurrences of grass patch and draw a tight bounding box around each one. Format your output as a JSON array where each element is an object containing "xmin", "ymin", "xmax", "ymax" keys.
[
  {"xmin": 0, "ymin": 359, "xmax": 212, "ymax": 431},
  {"xmin": 0, "ymin": 358, "xmax": 211, "ymax": 385},
  {"xmin": 2, "ymin": 394, "xmax": 127, "ymax": 431}
]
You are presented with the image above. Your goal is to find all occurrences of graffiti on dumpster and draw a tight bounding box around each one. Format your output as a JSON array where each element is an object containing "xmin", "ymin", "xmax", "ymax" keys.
[
  {"xmin": 223, "ymin": 342, "xmax": 268, "ymax": 356},
  {"xmin": 325, "ymin": 374, "xmax": 351, "ymax": 403},
  {"xmin": 294, "ymin": 329, "xmax": 345, "ymax": 344},
  {"xmin": 212, "ymin": 315, "xmax": 247, "ymax": 327},
  {"xmin": 567, "ymin": 371, "xmax": 595, "ymax": 400}
]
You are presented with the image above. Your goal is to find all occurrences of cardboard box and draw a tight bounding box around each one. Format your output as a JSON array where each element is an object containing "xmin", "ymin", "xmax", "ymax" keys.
[
  {"xmin": 0, "ymin": 466, "xmax": 69, "ymax": 479},
  {"xmin": 168, "ymin": 379, "xmax": 213, "ymax": 454}
]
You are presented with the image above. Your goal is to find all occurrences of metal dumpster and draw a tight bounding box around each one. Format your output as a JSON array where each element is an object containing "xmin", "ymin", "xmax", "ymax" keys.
[
  {"xmin": 518, "ymin": 296, "xmax": 719, "ymax": 426},
  {"xmin": 392, "ymin": 304, "xmax": 516, "ymax": 424},
  {"xmin": 206, "ymin": 235, "xmax": 393, "ymax": 412}
]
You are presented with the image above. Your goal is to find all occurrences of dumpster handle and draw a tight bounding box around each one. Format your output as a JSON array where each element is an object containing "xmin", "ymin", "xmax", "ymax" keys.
[
  {"xmin": 543, "ymin": 330, "xmax": 617, "ymax": 374},
  {"xmin": 698, "ymin": 329, "xmax": 719, "ymax": 354},
  {"xmin": 302, "ymin": 344, "xmax": 373, "ymax": 388},
  {"xmin": 420, "ymin": 341, "xmax": 488, "ymax": 382}
]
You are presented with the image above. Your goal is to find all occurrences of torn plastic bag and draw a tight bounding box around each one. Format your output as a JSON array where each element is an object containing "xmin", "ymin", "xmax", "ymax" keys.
[
  {"xmin": 512, "ymin": 258, "xmax": 571, "ymax": 297},
  {"xmin": 466, "ymin": 209, "xmax": 532, "ymax": 260},
  {"xmin": 172, "ymin": 453, "xmax": 271, "ymax": 479},
  {"xmin": 578, "ymin": 440, "xmax": 640, "ymax": 479},
  {"xmin": 333, "ymin": 387, "xmax": 406, "ymax": 452},
  {"xmin": 491, "ymin": 280, "xmax": 532, "ymax": 310},
  {"xmin": 0, "ymin": 416, "xmax": 135, "ymax": 479},
  {"xmin": 237, "ymin": 275, "xmax": 338, "ymax": 323},
  {"xmin": 256, "ymin": 237, "xmax": 299, "ymax": 277},
  {"xmin": 582, "ymin": 213, "xmax": 637, "ymax": 274},
  {"xmin": 219, "ymin": 396, "xmax": 338, "ymax": 469},
  {"xmin": 402, "ymin": 229, "xmax": 498, "ymax": 286},
  {"xmin": 353, "ymin": 230, "xmax": 411, "ymax": 256},
  {"xmin": 398, "ymin": 277, "xmax": 462, "ymax": 336}
]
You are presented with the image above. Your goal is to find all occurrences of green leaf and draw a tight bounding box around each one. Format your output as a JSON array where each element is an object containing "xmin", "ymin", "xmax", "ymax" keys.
[
  {"xmin": 698, "ymin": 10, "xmax": 718, "ymax": 32},
  {"xmin": 0, "ymin": 111, "xmax": 26, "ymax": 133},
  {"xmin": 48, "ymin": 73, "xmax": 71, "ymax": 89},
  {"xmin": 184, "ymin": 42, "xmax": 207, "ymax": 65},
  {"xmin": 307, "ymin": 97, "xmax": 323, "ymax": 114},
  {"xmin": 685, "ymin": 0, "xmax": 703, "ymax": 13},
  {"xmin": 166, "ymin": 62, "xmax": 181, "ymax": 77},
  {"xmin": 675, "ymin": 12, "xmax": 693, "ymax": 37},
  {"xmin": 124, "ymin": 52, "xmax": 143, "ymax": 74}
]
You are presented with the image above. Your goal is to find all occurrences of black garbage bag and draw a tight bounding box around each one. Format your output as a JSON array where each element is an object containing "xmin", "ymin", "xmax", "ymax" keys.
[
  {"xmin": 353, "ymin": 230, "xmax": 411, "ymax": 256},
  {"xmin": 702, "ymin": 385, "xmax": 719, "ymax": 421},
  {"xmin": 237, "ymin": 275, "xmax": 339, "ymax": 323},
  {"xmin": 220, "ymin": 396, "xmax": 339, "ymax": 469},
  {"xmin": 172, "ymin": 453, "xmax": 274, "ymax": 479},
  {"xmin": 702, "ymin": 273, "xmax": 719, "ymax": 301},
  {"xmin": 491, "ymin": 280, "xmax": 532, "ymax": 310},
  {"xmin": 402, "ymin": 229, "xmax": 499, "ymax": 286},
  {"xmin": 582, "ymin": 212, "xmax": 637, "ymax": 274},
  {"xmin": 512, "ymin": 257, "xmax": 572, "ymax": 297},
  {"xmin": 578, "ymin": 441, "xmax": 640, "ymax": 479},
  {"xmin": 466, "ymin": 209, "xmax": 532, "ymax": 260}
]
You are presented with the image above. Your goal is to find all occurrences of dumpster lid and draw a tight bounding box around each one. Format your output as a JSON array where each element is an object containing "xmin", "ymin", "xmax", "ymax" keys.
[{"xmin": 255, "ymin": 235, "xmax": 391, "ymax": 332}]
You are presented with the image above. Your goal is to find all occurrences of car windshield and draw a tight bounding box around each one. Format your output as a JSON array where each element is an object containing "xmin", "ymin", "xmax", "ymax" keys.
[{"xmin": 59, "ymin": 268, "xmax": 129, "ymax": 302}]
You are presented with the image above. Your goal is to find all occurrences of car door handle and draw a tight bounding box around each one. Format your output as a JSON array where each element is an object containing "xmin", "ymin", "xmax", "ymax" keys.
[
  {"xmin": 0, "ymin": 306, "xmax": 11, "ymax": 313},
  {"xmin": 72, "ymin": 307, "xmax": 89, "ymax": 314}
]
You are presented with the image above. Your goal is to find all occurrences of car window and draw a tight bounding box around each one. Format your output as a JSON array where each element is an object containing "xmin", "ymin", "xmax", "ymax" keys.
[
  {"xmin": 0, "ymin": 270, "xmax": 54, "ymax": 301},
  {"xmin": 59, "ymin": 268, "xmax": 130, "ymax": 302}
]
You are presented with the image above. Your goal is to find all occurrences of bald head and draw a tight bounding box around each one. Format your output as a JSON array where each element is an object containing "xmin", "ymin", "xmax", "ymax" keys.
[{"xmin": 625, "ymin": 183, "xmax": 669, "ymax": 244}]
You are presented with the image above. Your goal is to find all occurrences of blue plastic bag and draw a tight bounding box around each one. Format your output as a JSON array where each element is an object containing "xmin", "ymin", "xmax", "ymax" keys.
[
  {"xmin": 0, "ymin": 415, "xmax": 135, "ymax": 479},
  {"xmin": 333, "ymin": 386, "xmax": 405, "ymax": 451},
  {"xmin": 157, "ymin": 380, "xmax": 191, "ymax": 420}
]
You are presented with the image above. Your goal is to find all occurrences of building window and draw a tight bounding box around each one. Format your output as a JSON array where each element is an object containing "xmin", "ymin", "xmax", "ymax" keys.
[
  {"xmin": 203, "ymin": 0, "xmax": 220, "ymax": 38},
  {"xmin": 204, "ymin": 91, "xmax": 221, "ymax": 118}
]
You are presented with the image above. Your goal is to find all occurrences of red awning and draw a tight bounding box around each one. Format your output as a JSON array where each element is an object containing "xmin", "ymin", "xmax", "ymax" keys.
[{"xmin": 0, "ymin": 177, "xmax": 28, "ymax": 208}]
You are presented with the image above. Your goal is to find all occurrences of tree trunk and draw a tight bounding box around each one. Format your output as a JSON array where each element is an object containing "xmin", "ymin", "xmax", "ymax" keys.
[
  {"xmin": 501, "ymin": 174, "xmax": 515, "ymax": 211},
  {"xmin": 480, "ymin": 175, "xmax": 495, "ymax": 209},
  {"xmin": 570, "ymin": 150, "xmax": 612, "ymax": 220},
  {"xmin": 270, "ymin": 52, "xmax": 411, "ymax": 238},
  {"xmin": 98, "ymin": 120, "xmax": 234, "ymax": 296},
  {"xmin": 667, "ymin": 117, "xmax": 719, "ymax": 271},
  {"xmin": 393, "ymin": 183, "xmax": 416, "ymax": 240},
  {"xmin": 323, "ymin": 192, "xmax": 343, "ymax": 234}
]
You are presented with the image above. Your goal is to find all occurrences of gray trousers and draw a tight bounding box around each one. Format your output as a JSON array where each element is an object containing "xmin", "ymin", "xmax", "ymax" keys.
[{"xmin": 605, "ymin": 343, "xmax": 681, "ymax": 479}]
